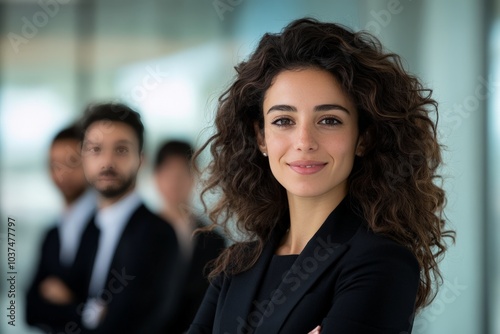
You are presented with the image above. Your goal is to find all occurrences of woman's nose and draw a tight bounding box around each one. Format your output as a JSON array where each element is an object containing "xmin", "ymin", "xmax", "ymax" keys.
[{"xmin": 294, "ymin": 123, "xmax": 318, "ymax": 152}]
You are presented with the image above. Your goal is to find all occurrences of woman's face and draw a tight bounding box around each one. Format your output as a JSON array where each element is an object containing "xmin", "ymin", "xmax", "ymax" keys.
[{"xmin": 256, "ymin": 68, "xmax": 362, "ymax": 201}]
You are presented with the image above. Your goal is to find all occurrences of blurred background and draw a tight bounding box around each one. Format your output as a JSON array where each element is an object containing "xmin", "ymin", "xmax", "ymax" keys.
[{"xmin": 0, "ymin": 0, "xmax": 498, "ymax": 333}]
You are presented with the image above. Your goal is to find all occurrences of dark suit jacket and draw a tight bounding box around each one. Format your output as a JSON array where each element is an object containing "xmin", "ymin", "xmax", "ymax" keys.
[
  {"xmin": 169, "ymin": 221, "xmax": 226, "ymax": 334},
  {"xmin": 82, "ymin": 204, "xmax": 180, "ymax": 334},
  {"xmin": 26, "ymin": 224, "xmax": 94, "ymax": 333},
  {"xmin": 189, "ymin": 197, "xmax": 420, "ymax": 334},
  {"xmin": 27, "ymin": 204, "xmax": 180, "ymax": 334}
]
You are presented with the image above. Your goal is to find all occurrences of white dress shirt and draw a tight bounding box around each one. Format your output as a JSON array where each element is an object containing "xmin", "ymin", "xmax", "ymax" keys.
[
  {"xmin": 83, "ymin": 191, "xmax": 142, "ymax": 329},
  {"xmin": 87, "ymin": 191, "xmax": 142, "ymax": 297},
  {"xmin": 58, "ymin": 189, "xmax": 97, "ymax": 267}
]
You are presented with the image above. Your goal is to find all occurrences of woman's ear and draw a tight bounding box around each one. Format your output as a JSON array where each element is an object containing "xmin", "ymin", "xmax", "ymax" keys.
[
  {"xmin": 356, "ymin": 131, "xmax": 367, "ymax": 157},
  {"xmin": 355, "ymin": 139, "xmax": 364, "ymax": 157},
  {"xmin": 355, "ymin": 129, "xmax": 369, "ymax": 157},
  {"xmin": 253, "ymin": 122, "xmax": 267, "ymax": 154}
]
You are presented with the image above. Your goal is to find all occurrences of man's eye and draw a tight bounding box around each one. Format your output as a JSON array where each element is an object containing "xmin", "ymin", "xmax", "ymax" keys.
[{"xmin": 116, "ymin": 147, "xmax": 129, "ymax": 154}]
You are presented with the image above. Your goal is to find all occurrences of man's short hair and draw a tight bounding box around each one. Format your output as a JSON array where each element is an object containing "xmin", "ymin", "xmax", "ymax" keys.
[
  {"xmin": 80, "ymin": 103, "xmax": 145, "ymax": 152},
  {"xmin": 52, "ymin": 124, "xmax": 81, "ymax": 145},
  {"xmin": 154, "ymin": 140, "xmax": 194, "ymax": 170}
]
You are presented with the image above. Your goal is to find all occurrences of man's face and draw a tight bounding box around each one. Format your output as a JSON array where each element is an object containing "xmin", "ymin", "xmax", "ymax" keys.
[
  {"xmin": 155, "ymin": 156, "xmax": 194, "ymax": 205},
  {"xmin": 50, "ymin": 139, "xmax": 87, "ymax": 203},
  {"xmin": 81, "ymin": 121, "xmax": 142, "ymax": 199}
]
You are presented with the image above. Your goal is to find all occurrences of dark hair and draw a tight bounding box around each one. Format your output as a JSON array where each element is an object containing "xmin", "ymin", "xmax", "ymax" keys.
[
  {"xmin": 154, "ymin": 140, "xmax": 194, "ymax": 170},
  {"xmin": 195, "ymin": 18, "xmax": 455, "ymax": 310},
  {"xmin": 80, "ymin": 103, "xmax": 145, "ymax": 152},
  {"xmin": 52, "ymin": 124, "xmax": 81, "ymax": 144}
]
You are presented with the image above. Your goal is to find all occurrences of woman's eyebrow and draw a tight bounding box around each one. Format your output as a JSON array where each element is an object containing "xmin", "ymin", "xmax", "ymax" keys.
[
  {"xmin": 314, "ymin": 104, "xmax": 350, "ymax": 114},
  {"xmin": 267, "ymin": 103, "xmax": 350, "ymax": 114},
  {"xmin": 267, "ymin": 104, "xmax": 296, "ymax": 114}
]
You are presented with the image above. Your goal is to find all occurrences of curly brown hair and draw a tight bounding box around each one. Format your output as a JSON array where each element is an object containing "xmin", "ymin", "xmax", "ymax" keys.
[{"xmin": 195, "ymin": 18, "xmax": 455, "ymax": 310}]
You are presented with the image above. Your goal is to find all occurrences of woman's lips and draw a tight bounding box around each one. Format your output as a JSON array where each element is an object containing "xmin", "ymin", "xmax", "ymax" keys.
[{"xmin": 287, "ymin": 161, "xmax": 327, "ymax": 175}]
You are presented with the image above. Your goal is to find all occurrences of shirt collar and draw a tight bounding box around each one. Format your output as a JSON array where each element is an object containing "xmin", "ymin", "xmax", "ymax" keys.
[
  {"xmin": 59, "ymin": 189, "xmax": 97, "ymax": 227},
  {"xmin": 95, "ymin": 191, "xmax": 142, "ymax": 233},
  {"xmin": 58, "ymin": 189, "xmax": 98, "ymax": 267}
]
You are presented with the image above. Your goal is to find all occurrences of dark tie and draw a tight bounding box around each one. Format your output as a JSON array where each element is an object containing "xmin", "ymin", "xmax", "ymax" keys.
[{"xmin": 70, "ymin": 214, "xmax": 100, "ymax": 301}]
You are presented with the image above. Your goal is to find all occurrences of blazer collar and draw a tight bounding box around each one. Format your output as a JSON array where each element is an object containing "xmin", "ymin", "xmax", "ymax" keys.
[
  {"xmin": 217, "ymin": 232, "xmax": 276, "ymax": 334},
  {"xmin": 219, "ymin": 195, "xmax": 363, "ymax": 334}
]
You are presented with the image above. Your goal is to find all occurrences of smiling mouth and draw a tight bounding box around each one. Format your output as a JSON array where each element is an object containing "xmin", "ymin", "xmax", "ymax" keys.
[
  {"xmin": 287, "ymin": 161, "xmax": 327, "ymax": 175},
  {"xmin": 297, "ymin": 164, "xmax": 320, "ymax": 168}
]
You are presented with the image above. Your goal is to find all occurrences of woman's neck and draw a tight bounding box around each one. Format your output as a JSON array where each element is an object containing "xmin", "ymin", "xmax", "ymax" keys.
[{"xmin": 277, "ymin": 189, "xmax": 347, "ymax": 255}]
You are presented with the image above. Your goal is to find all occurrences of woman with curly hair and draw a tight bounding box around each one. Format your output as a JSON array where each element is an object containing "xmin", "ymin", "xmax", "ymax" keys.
[{"xmin": 188, "ymin": 18, "xmax": 455, "ymax": 334}]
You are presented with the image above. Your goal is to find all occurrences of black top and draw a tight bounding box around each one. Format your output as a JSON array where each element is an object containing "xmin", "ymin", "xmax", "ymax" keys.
[
  {"xmin": 250, "ymin": 254, "xmax": 299, "ymax": 326},
  {"xmin": 254, "ymin": 254, "xmax": 299, "ymax": 304}
]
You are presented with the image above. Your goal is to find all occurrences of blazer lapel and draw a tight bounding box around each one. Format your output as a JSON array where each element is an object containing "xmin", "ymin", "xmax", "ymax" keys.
[
  {"xmin": 255, "ymin": 196, "xmax": 362, "ymax": 334},
  {"xmin": 217, "ymin": 226, "xmax": 285, "ymax": 334}
]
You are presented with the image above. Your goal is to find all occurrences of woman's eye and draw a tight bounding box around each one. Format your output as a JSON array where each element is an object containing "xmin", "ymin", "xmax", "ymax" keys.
[
  {"xmin": 319, "ymin": 117, "xmax": 341, "ymax": 126},
  {"xmin": 89, "ymin": 147, "xmax": 100, "ymax": 153},
  {"xmin": 272, "ymin": 118, "xmax": 293, "ymax": 127}
]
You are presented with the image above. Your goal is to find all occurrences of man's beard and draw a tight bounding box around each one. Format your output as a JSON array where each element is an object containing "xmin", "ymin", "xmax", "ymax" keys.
[{"xmin": 92, "ymin": 169, "xmax": 136, "ymax": 199}]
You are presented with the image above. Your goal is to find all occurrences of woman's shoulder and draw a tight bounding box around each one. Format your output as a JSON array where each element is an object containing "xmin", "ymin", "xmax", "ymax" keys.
[
  {"xmin": 346, "ymin": 224, "xmax": 420, "ymax": 271},
  {"xmin": 208, "ymin": 239, "xmax": 261, "ymax": 278}
]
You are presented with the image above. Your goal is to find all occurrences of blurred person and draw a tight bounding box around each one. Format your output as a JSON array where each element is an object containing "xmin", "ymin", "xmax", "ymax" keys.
[
  {"xmin": 77, "ymin": 103, "xmax": 180, "ymax": 333},
  {"xmin": 188, "ymin": 18, "xmax": 455, "ymax": 333},
  {"xmin": 26, "ymin": 124, "xmax": 97, "ymax": 333},
  {"xmin": 154, "ymin": 140, "xmax": 225, "ymax": 333}
]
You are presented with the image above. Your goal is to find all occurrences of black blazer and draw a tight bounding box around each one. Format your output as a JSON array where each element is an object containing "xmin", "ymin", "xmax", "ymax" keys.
[
  {"xmin": 169, "ymin": 221, "xmax": 226, "ymax": 334},
  {"xmin": 82, "ymin": 204, "xmax": 180, "ymax": 334},
  {"xmin": 27, "ymin": 204, "xmax": 180, "ymax": 334},
  {"xmin": 26, "ymin": 224, "xmax": 94, "ymax": 333},
  {"xmin": 189, "ymin": 197, "xmax": 420, "ymax": 334}
]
